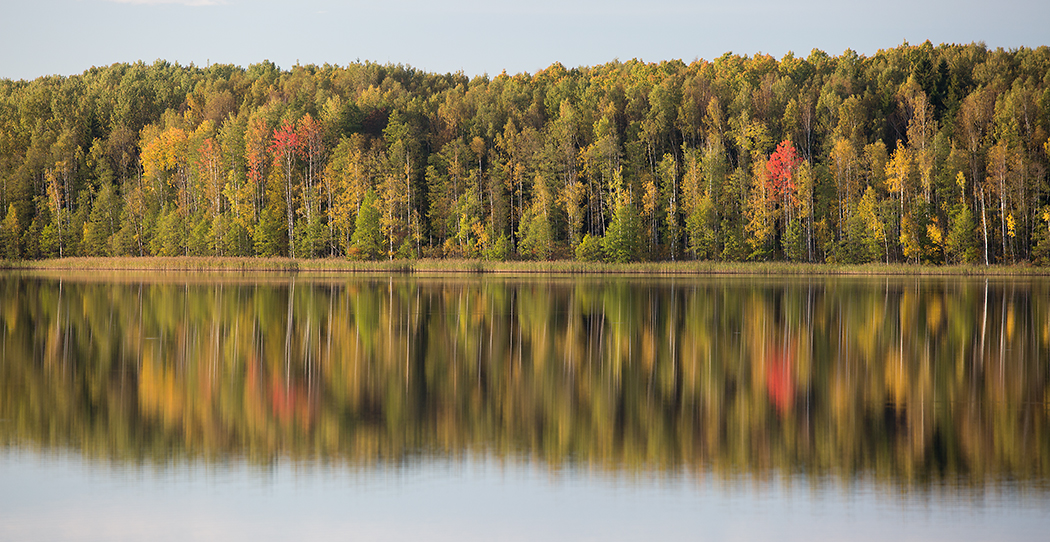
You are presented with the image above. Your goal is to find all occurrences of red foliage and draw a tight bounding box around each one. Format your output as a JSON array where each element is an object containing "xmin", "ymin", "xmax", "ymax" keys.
[
  {"xmin": 269, "ymin": 376, "xmax": 316, "ymax": 429},
  {"xmin": 765, "ymin": 140, "xmax": 803, "ymax": 203},
  {"xmin": 765, "ymin": 344, "xmax": 795, "ymax": 414},
  {"xmin": 245, "ymin": 117, "xmax": 270, "ymax": 185},
  {"xmin": 269, "ymin": 120, "xmax": 301, "ymax": 160},
  {"xmin": 297, "ymin": 114, "xmax": 324, "ymax": 158}
]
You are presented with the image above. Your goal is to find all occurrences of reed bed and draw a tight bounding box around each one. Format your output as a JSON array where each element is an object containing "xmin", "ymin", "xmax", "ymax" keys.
[{"xmin": 4, "ymin": 256, "xmax": 1050, "ymax": 276}]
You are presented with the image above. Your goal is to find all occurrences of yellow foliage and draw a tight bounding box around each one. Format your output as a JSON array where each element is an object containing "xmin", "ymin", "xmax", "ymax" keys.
[
  {"xmin": 926, "ymin": 221, "xmax": 942, "ymax": 247},
  {"xmin": 900, "ymin": 215, "xmax": 921, "ymax": 262},
  {"xmin": 884, "ymin": 353, "xmax": 907, "ymax": 409},
  {"xmin": 885, "ymin": 146, "xmax": 913, "ymax": 197},
  {"xmin": 859, "ymin": 186, "xmax": 884, "ymax": 243},
  {"xmin": 925, "ymin": 294, "xmax": 943, "ymax": 334},
  {"xmin": 558, "ymin": 180, "xmax": 587, "ymax": 246},
  {"xmin": 141, "ymin": 127, "xmax": 189, "ymax": 180}
]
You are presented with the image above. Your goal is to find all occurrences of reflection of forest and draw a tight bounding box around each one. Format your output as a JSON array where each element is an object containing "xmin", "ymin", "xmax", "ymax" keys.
[{"xmin": 1, "ymin": 273, "xmax": 1048, "ymax": 486}]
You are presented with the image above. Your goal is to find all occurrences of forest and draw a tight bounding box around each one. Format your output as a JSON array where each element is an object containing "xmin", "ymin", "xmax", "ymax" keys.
[{"xmin": 1, "ymin": 41, "xmax": 1049, "ymax": 264}]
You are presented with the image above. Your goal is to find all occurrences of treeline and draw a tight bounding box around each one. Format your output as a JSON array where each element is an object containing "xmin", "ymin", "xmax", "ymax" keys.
[{"xmin": 2, "ymin": 42, "xmax": 1050, "ymax": 264}]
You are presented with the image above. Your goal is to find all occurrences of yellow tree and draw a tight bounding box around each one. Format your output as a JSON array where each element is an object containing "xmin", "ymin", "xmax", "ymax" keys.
[
  {"xmin": 680, "ymin": 145, "xmax": 703, "ymax": 221},
  {"xmin": 298, "ymin": 113, "xmax": 325, "ymax": 228},
  {"xmin": 745, "ymin": 158, "xmax": 774, "ymax": 259},
  {"xmin": 141, "ymin": 126, "xmax": 191, "ymax": 214},
  {"xmin": 986, "ymin": 141, "xmax": 1015, "ymax": 262},
  {"xmin": 849, "ymin": 186, "xmax": 885, "ymax": 263},
  {"xmin": 325, "ymin": 135, "xmax": 376, "ymax": 256},
  {"xmin": 885, "ymin": 145, "xmax": 914, "ymax": 260},
  {"xmin": 45, "ymin": 166, "xmax": 66, "ymax": 257},
  {"xmin": 1, "ymin": 203, "xmax": 18, "ymax": 259},
  {"xmin": 831, "ymin": 137, "xmax": 858, "ymax": 240},
  {"xmin": 551, "ymin": 100, "xmax": 583, "ymax": 248},
  {"xmin": 244, "ymin": 115, "xmax": 270, "ymax": 221},
  {"xmin": 641, "ymin": 171, "xmax": 660, "ymax": 255},
  {"xmin": 378, "ymin": 156, "xmax": 408, "ymax": 259},
  {"xmin": 793, "ymin": 161, "xmax": 816, "ymax": 261},
  {"xmin": 193, "ymin": 129, "xmax": 223, "ymax": 255},
  {"xmin": 518, "ymin": 171, "xmax": 556, "ymax": 260},
  {"xmin": 659, "ymin": 153, "xmax": 680, "ymax": 260},
  {"xmin": 958, "ymin": 87, "xmax": 995, "ymax": 209},
  {"xmin": 193, "ymin": 122, "xmax": 223, "ymax": 221},
  {"xmin": 680, "ymin": 145, "xmax": 708, "ymax": 259},
  {"xmin": 141, "ymin": 125, "xmax": 192, "ymax": 256},
  {"xmin": 383, "ymin": 115, "xmax": 417, "ymax": 258},
  {"xmin": 903, "ymin": 84, "xmax": 937, "ymax": 204},
  {"xmin": 498, "ymin": 120, "xmax": 541, "ymax": 245},
  {"xmin": 959, "ymin": 88, "xmax": 997, "ymax": 266},
  {"xmin": 559, "ymin": 179, "xmax": 586, "ymax": 250}
]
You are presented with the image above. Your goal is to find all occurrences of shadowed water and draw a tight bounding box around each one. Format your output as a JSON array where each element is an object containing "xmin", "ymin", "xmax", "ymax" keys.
[{"xmin": 1, "ymin": 271, "xmax": 1048, "ymax": 540}]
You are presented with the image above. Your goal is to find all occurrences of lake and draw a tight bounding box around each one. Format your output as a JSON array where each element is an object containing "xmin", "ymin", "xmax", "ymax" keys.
[{"xmin": 1, "ymin": 271, "xmax": 1048, "ymax": 541}]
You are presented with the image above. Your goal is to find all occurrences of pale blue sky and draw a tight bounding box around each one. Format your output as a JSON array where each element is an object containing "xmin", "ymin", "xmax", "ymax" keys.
[{"xmin": 1, "ymin": 0, "xmax": 1047, "ymax": 80}]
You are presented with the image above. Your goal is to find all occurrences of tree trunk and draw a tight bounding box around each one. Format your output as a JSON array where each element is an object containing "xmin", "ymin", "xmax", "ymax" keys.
[
  {"xmin": 980, "ymin": 188, "xmax": 989, "ymax": 266},
  {"xmin": 285, "ymin": 157, "xmax": 295, "ymax": 259}
]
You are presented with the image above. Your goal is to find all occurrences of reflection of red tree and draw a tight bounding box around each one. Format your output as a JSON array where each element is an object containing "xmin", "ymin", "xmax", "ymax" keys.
[
  {"xmin": 765, "ymin": 344, "xmax": 794, "ymax": 414},
  {"xmin": 270, "ymin": 379, "xmax": 295, "ymax": 423},
  {"xmin": 269, "ymin": 376, "xmax": 316, "ymax": 429}
]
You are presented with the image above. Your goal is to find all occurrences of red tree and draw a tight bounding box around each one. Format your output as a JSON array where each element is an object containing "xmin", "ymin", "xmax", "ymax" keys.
[
  {"xmin": 766, "ymin": 140, "xmax": 803, "ymax": 204},
  {"xmin": 270, "ymin": 120, "xmax": 301, "ymax": 257}
]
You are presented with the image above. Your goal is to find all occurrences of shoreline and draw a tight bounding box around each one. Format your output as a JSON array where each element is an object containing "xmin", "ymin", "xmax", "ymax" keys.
[{"xmin": 3, "ymin": 257, "xmax": 1050, "ymax": 276}]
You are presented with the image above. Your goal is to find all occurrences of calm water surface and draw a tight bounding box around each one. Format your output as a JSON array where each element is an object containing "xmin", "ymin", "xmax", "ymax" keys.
[{"xmin": 1, "ymin": 271, "xmax": 1048, "ymax": 541}]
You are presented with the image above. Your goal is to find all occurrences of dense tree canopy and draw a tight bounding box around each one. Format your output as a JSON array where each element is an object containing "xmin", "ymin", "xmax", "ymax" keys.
[{"xmin": 2, "ymin": 42, "xmax": 1049, "ymax": 264}]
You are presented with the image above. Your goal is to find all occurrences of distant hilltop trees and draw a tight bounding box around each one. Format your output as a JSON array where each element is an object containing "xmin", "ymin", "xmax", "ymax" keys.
[{"xmin": 2, "ymin": 42, "xmax": 1049, "ymax": 264}]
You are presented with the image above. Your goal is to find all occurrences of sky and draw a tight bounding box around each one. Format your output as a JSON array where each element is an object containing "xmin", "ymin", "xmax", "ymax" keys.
[{"xmin": 1, "ymin": 0, "xmax": 1048, "ymax": 80}]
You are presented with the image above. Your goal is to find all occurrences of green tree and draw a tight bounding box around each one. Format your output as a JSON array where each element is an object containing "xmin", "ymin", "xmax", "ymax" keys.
[
  {"xmin": 837, "ymin": 186, "xmax": 883, "ymax": 263},
  {"xmin": 687, "ymin": 190, "xmax": 721, "ymax": 260},
  {"xmin": 575, "ymin": 233, "xmax": 603, "ymax": 262},
  {"xmin": 188, "ymin": 216, "xmax": 212, "ymax": 256},
  {"xmin": 81, "ymin": 182, "xmax": 121, "ymax": 256},
  {"xmin": 946, "ymin": 173, "xmax": 978, "ymax": 264},
  {"xmin": 602, "ymin": 201, "xmax": 641, "ymax": 263},
  {"xmin": 1, "ymin": 203, "xmax": 20, "ymax": 260},
  {"xmin": 946, "ymin": 202, "xmax": 978, "ymax": 264},
  {"xmin": 783, "ymin": 218, "xmax": 806, "ymax": 262},
  {"xmin": 350, "ymin": 188, "xmax": 383, "ymax": 260},
  {"xmin": 254, "ymin": 204, "xmax": 287, "ymax": 257},
  {"xmin": 455, "ymin": 185, "xmax": 484, "ymax": 257},
  {"xmin": 151, "ymin": 205, "xmax": 187, "ymax": 257},
  {"xmin": 1033, "ymin": 206, "xmax": 1050, "ymax": 265},
  {"xmin": 659, "ymin": 153, "xmax": 680, "ymax": 260},
  {"xmin": 518, "ymin": 209, "xmax": 554, "ymax": 261},
  {"xmin": 484, "ymin": 233, "xmax": 511, "ymax": 261}
]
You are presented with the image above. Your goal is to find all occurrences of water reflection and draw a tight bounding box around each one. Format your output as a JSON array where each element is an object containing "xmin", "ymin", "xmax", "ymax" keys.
[{"xmin": 1, "ymin": 272, "xmax": 1048, "ymax": 490}]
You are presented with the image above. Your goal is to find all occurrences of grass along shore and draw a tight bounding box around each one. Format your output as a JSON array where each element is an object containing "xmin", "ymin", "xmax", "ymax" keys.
[{"xmin": 3, "ymin": 256, "xmax": 1050, "ymax": 276}]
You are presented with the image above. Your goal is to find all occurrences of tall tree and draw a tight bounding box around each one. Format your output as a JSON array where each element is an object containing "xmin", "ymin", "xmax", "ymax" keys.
[
  {"xmin": 765, "ymin": 140, "xmax": 803, "ymax": 252},
  {"xmin": 270, "ymin": 119, "xmax": 300, "ymax": 257}
]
